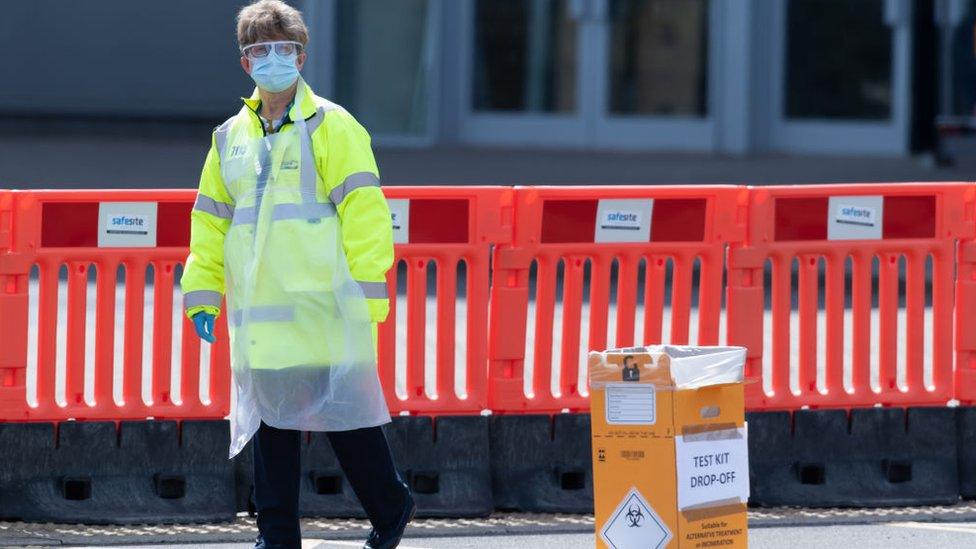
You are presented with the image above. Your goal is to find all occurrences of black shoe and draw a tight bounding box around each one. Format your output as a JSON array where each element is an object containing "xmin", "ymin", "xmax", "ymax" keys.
[{"xmin": 363, "ymin": 495, "xmax": 416, "ymax": 549}]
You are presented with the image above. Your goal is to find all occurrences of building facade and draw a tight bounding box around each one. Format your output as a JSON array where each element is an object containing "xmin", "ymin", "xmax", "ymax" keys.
[{"xmin": 3, "ymin": 0, "xmax": 975, "ymax": 156}]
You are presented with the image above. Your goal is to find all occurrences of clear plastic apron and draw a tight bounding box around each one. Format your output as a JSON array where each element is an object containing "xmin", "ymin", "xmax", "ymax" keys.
[{"xmin": 219, "ymin": 102, "xmax": 390, "ymax": 458}]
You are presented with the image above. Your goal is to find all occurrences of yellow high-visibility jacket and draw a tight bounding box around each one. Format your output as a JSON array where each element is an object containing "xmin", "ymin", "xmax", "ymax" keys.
[{"xmin": 181, "ymin": 80, "xmax": 393, "ymax": 328}]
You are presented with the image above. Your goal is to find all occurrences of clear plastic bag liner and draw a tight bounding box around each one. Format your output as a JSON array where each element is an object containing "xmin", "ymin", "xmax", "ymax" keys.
[
  {"xmin": 220, "ymin": 94, "xmax": 390, "ymax": 458},
  {"xmin": 588, "ymin": 345, "xmax": 746, "ymax": 391}
]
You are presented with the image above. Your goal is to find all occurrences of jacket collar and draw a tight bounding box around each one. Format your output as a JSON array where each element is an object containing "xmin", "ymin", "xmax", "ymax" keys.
[{"xmin": 241, "ymin": 77, "xmax": 317, "ymax": 122}]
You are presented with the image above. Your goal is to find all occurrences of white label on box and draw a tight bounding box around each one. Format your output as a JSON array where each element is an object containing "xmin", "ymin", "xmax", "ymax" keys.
[
  {"xmin": 600, "ymin": 487, "xmax": 672, "ymax": 549},
  {"xmin": 605, "ymin": 383, "xmax": 656, "ymax": 425},
  {"xmin": 828, "ymin": 195, "xmax": 883, "ymax": 241},
  {"xmin": 594, "ymin": 199, "xmax": 653, "ymax": 243},
  {"xmin": 388, "ymin": 199, "xmax": 410, "ymax": 244},
  {"xmin": 97, "ymin": 202, "xmax": 158, "ymax": 248},
  {"xmin": 675, "ymin": 425, "xmax": 750, "ymax": 510}
]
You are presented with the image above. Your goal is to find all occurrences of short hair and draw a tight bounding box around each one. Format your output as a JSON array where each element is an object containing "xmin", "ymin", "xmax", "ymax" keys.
[
  {"xmin": 623, "ymin": 355, "xmax": 635, "ymax": 366},
  {"xmin": 236, "ymin": 0, "xmax": 309, "ymax": 49}
]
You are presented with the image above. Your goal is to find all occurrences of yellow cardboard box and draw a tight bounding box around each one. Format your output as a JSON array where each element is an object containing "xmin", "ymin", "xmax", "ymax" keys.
[{"xmin": 589, "ymin": 346, "xmax": 749, "ymax": 549}]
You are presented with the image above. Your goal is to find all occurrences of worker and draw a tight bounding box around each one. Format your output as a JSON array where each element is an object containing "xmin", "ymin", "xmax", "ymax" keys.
[{"xmin": 180, "ymin": 1, "xmax": 414, "ymax": 547}]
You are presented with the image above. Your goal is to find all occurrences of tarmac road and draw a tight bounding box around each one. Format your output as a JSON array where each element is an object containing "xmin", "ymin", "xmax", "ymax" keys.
[
  {"xmin": 8, "ymin": 504, "xmax": 976, "ymax": 548},
  {"xmin": 55, "ymin": 521, "xmax": 976, "ymax": 549}
]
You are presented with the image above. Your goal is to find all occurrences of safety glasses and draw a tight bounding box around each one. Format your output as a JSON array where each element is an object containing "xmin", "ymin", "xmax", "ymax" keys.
[{"xmin": 241, "ymin": 40, "xmax": 303, "ymax": 59}]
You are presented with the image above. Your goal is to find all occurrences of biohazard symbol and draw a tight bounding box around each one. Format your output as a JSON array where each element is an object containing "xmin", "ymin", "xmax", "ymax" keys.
[{"xmin": 625, "ymin": 504, "xmax": 644, "ymax": 527}]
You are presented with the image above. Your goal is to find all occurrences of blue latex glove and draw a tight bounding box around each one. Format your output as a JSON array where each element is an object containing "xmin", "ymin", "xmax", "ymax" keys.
[{"xmin": 192, "ymin": 312, "xmax": 216, "ymax": 343}]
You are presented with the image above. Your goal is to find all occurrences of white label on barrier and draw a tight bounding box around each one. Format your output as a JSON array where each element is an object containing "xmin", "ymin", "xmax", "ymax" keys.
[
  {"xmin": 97, "ymin": 202, "xmax": 158, "ymax": 248},
  {"xmin": 595, "ymin": 199, "xmax": 653, "ymax": 243},
  {"xmin": 606, "ymin": 383, "xmax": 656, "ymax": 425},
  {"xmin": 675, "ymin": 425, "xmax": 750, "ymax": 510},
  {"xmin": 836, "ymin": 205, "xmax": 877, "ymax": 227},
  {"xmin": 601, "ymin": 487, "xmax": 672, "ymax": 549},
  {"xmin": 388, "ymin": 199, "xmax": 410, "ymax": 244},
  {"xmin": 828, "ymin": 195, "xmax": 883, "ymax": 240}
]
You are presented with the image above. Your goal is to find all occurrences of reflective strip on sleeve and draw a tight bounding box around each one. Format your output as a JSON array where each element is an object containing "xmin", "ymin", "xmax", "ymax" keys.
[
  {"xmin": 357, "ymin": 280, "xmax": 389, "ymax": 299},
  {"xmin": 194, "ymin": 194, "xmax": 235, "ymax": 219},
  {"xmin": 184, "ymin": 290, "xmax": 223, "ymax": 309},
  {"xmin": 329, "ymin": 172, "xmax": 380, "ymax": 205},
  {"xmin": 231, "ymin": 203, "xmax": 337, "ymax": 226},
  {"xmin": 231, "ymin": 305, "xmax": 296, "ymax": 326}
]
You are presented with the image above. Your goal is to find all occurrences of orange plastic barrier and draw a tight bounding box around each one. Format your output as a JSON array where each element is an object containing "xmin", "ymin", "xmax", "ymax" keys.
[
  {"xmin": 958, "ymin": 234, "xmax": 976, "ymax": 405},
  {"xmin": 727, "ymin": 184, "xmax": 976, "ymax": 410},
  {"xmin": 0, "ymin": 187, "xmax": 514, "ymax": 422},
  {"xmin": 378, "ymin": 187, "xmax": 513, "ymax": 415},
  {"xmin": 6, "ymin": 184, "xmax": 976, "ymax": 420},
  {"xmin": 488, "ymin": 186, "xmax": 747, "ymax": 413},
  {"xmin": 0, "ymin": 189, "xmax": 231, "ymax": 421}
]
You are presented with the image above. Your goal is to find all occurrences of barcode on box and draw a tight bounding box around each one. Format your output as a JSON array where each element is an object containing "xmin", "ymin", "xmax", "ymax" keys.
[{"xmin": 621, "ymin": 450, "xmax": 645, "ymax": 460}]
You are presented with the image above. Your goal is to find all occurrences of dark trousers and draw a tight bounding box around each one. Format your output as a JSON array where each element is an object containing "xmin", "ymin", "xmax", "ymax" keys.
[{"xmin": 253, "ymin": 421, "xmax": 409, "ymax": 548}]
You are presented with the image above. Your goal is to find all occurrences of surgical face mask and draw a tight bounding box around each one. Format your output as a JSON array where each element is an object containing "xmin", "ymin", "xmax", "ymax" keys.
[{"xmin": 244, "ymin": 41, "xmax": 301, "ymax": 92}]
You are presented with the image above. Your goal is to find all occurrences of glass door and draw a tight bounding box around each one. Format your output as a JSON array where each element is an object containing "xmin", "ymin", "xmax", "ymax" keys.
[
  {"xmin": 766, "ymin": 0, "xmax": 913, "ymax": 154},
  {"xmin": 459, "ymin": 0, "xmax": 719, "ymax": 150},
  {"xmin": 304, "ymin": 0, "xmax": 442, "ymax": 146},
  {"xmin": 592, "ymin": 0, "xmax": 717, "ymax": 150},
  {"xmin": 936, "ymin": 0, "xmax": 976, "ymax": 118},
  {"xmin": 459, "ymin": 0, "xmax": 588, "ymax": 146}
]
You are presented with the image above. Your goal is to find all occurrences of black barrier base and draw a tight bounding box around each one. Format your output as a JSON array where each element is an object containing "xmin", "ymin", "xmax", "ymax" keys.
[
  {"xmin": 490, "ymin": 414, "xmax": 593, "ymax": 513},
  {"xmin": 384, "ymin": 416, "xmax": 493, "ymax": 518},
  {"xmin": 233, "ymin": 416, "xmax": 494, "ymax": 519},
  {"xmin": 748, "ymin": 408, "xmax": 959, "ymax": 507},
  {"xmin": 300, "ymin": 430, "xmax": 368, "ymax": 518},
  {"xmin": 0, "ymin": 420, "xmax": 235, "ymax": 524},
  {"xmin": 958, "ymin": 407, "xmax": 976, "ymax": 499},
  {"xmin": 2, "ymin": 407, "xmax": 970, "ymax": 523}
]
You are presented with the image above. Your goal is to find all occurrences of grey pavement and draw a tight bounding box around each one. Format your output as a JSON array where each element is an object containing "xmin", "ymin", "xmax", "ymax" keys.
[
  {"xmin": 37, "ymin": 522, "xmax": 976, "ymax": 549},
  {"xmin": 2, "ymin": 124, "xmax": 976, "ymax": 188},
  {"xmin": 9, "ymin": 503, "xmax": 976, "ymax": 548},
  {"xmin": 393, "ymin": 523, "xmax": 976, "ymax": 549}
]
